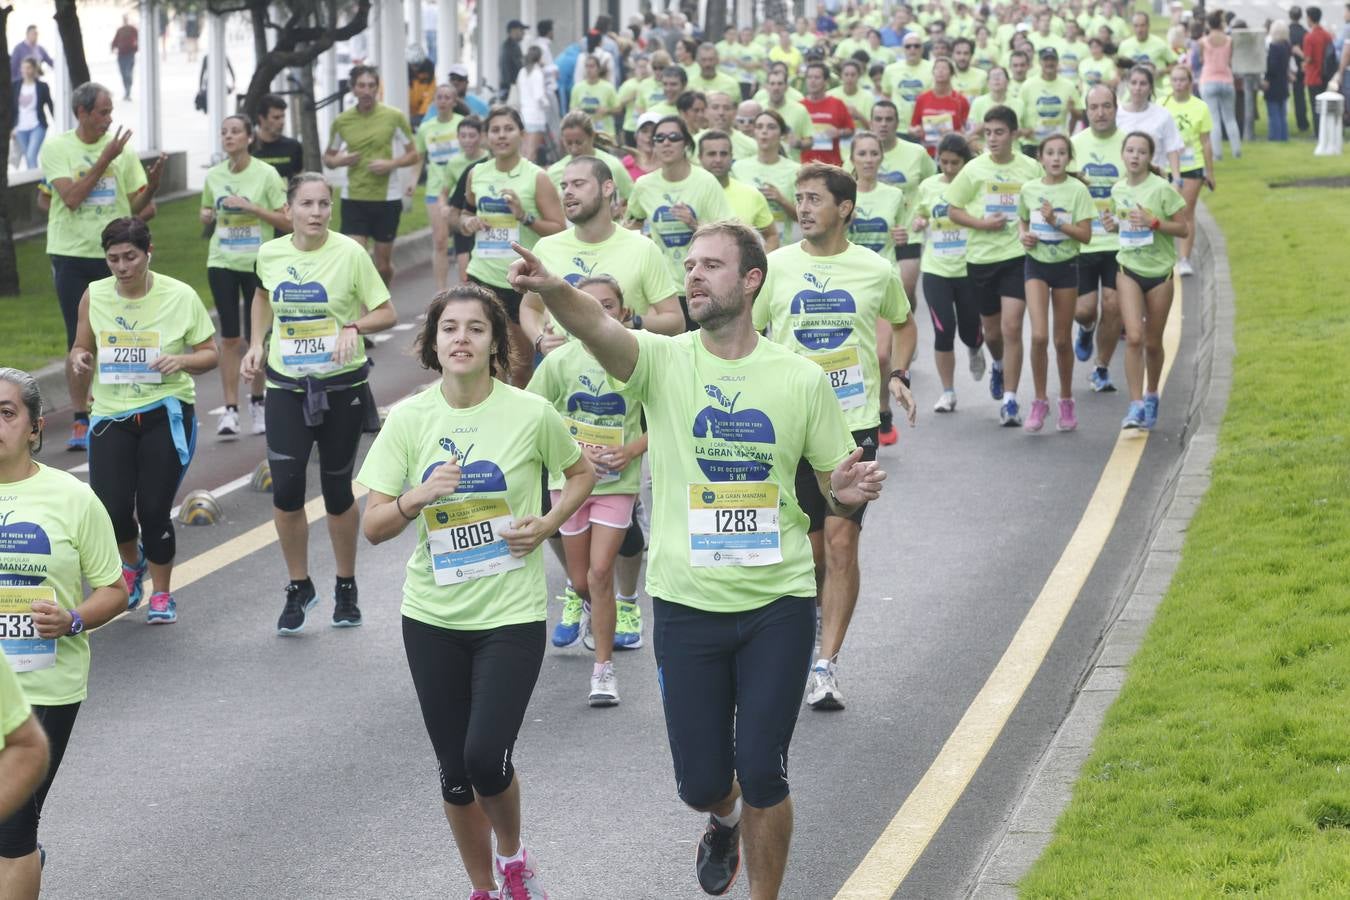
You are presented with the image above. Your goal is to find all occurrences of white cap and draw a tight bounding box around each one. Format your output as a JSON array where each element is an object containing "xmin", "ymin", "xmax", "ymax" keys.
[
  {"xmin": 637, "ymin": 111, "xmax": 664, "ymax": 128},
  {"xmin": 448, "ymin": 63, "xmax": 470, "ymax": 79}
]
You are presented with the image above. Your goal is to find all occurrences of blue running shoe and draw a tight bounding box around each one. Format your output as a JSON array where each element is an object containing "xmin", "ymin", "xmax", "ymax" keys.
[
  {"xmin": 146, "ymin": 592, "xmax": 177, "ymax": 624},
  {"xmin": 66, "ymin": 419, "xmax": 88, "ymax": 452},
  {"xmin": 1074, "ymin": 325, "xmax": 1095, "ymax": 362},
  {"xmin": 122, "ymin": 547, "xmax": 148, "ymax": 611},
  {"xmin": 1121, "ymin": 401, "xmax": 1147, "ymax": 430},
  {"xmin": 552, "ymin": 587, "xmax": 585, "ymax": 648},
  {"xmin": 614, "ymin": 599, "xmax": 644, "ymax": 649},
  {"xmin": 989, "ymin": 365, "xmax": 1005, "ymax": 400},
  {"xmin": 999, "ymin": 397, "xmax": 1022, "ymax": 426},
  {"xmin": 1143, "ymin": 393, "xmax": 1160, "ymax": 429},
  {"xmin": 1089, "ymin": 366, "xmax": 1117, "ymax": 393}
]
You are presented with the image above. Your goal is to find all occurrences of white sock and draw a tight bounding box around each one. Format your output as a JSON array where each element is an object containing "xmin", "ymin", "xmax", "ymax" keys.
[
  {"xmin": 495, "ymin": 844, "xmax": 526, "ymax": 867},
  {"xmin": 617, "ymin": 593, "xmax": 638, "ymax": 603},
  {"xmin": 713, "ymin": 798, "xmax": 742, "ymax": 828},
  {"xmin": 1004, "ymin": 391, "xmax": 1017, "ymax": 404}
]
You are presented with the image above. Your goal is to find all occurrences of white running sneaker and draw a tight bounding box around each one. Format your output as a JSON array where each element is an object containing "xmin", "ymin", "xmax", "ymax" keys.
[
  {"xmin": 589, "ymin": 663, "xmax": 619, "ymax": 707},
  {"xmin": 217, "ymin": 408, "xmax": 240, "ymax": 436},
  {"xmin": 806, "ymin": 662, "xmax": 845, "ymax": 710},
  {"xmin": 934, "ymin": 390, "xmax": 957, "ymax": 413},
  {"xmin": 497, "ymin": 849, "xmax": 549, "ymax": 900},
  {"xmin": 1177, "ymin": 257, "xmax": 1194, "ymax": 276},
  {"xmin": 968, "ymin": 346, "xmax": 987, "ymax": 381},
  {"xmin": 250, "ymin": 399, "xmax": 266, "ymax": 435}
]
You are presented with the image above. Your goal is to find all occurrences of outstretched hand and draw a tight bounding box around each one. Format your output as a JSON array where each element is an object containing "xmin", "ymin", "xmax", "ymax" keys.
[
  {"xmin": 507, "ymin": 242, "xmax": 566, "ymax": 296},
  {"xmin": 829, "ymin": 447, "xmax": 887, "ymax": 506},
  {"xmin": 888, "ymin": 376, "xmax": 917, "ymax": 427}
]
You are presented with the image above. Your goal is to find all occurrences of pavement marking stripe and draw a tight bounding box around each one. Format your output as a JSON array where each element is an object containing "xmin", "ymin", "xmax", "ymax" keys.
[{"xmin": 834, "ymin": 276, "xmax": 1185, "ymax": 898}]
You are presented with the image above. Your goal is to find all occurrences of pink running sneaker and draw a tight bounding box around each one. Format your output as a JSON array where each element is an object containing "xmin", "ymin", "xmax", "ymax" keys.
[
  {"xmin": 1057, "ymin": 398, "xmax": 1078, "ymax": 432},
  {"xmin": 147, "ymin": 592, "xmax": 177, "ymax": 624},
  {"xmin": 468, "ymin": 891, "xmax": 501, "ymax": 900},
  {"xmin": 1024, "ymin": 398, "xmax": 1049, "ymax": 432},
  {"xmin": 497, "ymin": 850, "xmax": 548, "ymax": 899}
]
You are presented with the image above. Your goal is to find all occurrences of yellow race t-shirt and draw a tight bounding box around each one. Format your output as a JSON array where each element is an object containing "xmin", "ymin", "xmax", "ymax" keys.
[
  {"xmin": 200, "ymin": 157, "xmax": 287, "ymax": 271},
  {"xmin": 39, "ymin": 130, "xmax": 149, "ymax": 259}
]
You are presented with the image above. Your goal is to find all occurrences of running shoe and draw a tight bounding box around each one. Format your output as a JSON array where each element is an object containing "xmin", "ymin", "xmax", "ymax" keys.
[
  {"xmin": 1089, "ymin": 366, "xmax": 1116, "ymax": 393},
  {"xmin": 1057, "ymin": 398, "xmax": 1078, "ymax": 432},
  {"xmin": 277, "ymin": 580, "xmax": 318, "ymax": 635},
  {"xmin": 146, "ymin": 592, "xmax": 177, "ymax": 624},
  {"xmin": 989, "ymin": 365, "xmax": 1005, "ymax": 400},
  {"xmin": 614, "ymin": 599, "xmax": 644, "ymax": 649},
  {"xmin": 1143, "ymin": 393, "xmax": 1160, "ymax": 429},
  {"xmin": 551, "ymin": 587, "xmax": 584, "ymax": 648},
  {"xmin": 999, "ymin": 397, "xmax": 1022, "ymax": 427},
  {"xmin": 250, "ymin": 399, "xmax": 267, "ymax": 435},
  {"xmin": 1024, "ymin": 399, "xmax": 1049, "ymax": 432},
  {"xmin": 333, "ymin": 580, "xmax": 362, "ymax": 627},
  {"xmin": 217, "ymin": 408, "xmax": 240, "ymax": 437},
  {"xmin": 695, "ymin": 815, "xmax": 742, "ymax": 895},
  {"xmin": 1177, "ymin": 257, "xmax": 1194, "ymax": 277},
  {"xmin": 934, "ymin": 390, "xmax": 957, "ymax": 413},
  {"xmin": 1074, "ymin": 324, "xmax": 1095, "ymax": 362},
  {"xmin": 122, "ymin": 548, "xmax": 148, "ymax": 611},
  {"xmin": 496, "ymin": 850, "xmax": 549, "ymax": 900},
  {"xmin": 878, "ymin": 423, "xmax": 898, "ymax": 446},
  {"xmin": 582, "ymin": 600, "xmax": 602, "ymax": 651},
  {"xmin": 806, "ymin": 662, "xmax": 845, "ymax": 711},
  {"xmin": 968, "ymin": 345, "xmax": 987, "ymax": 381},
  {"xmin": 67, "ymin": 419, "xmax": 88, "ymax": 452},
  {"xmin": 1121, "ymin": 401, "xmax": 1147, "ymax": 430},
  {"xmin": 589, "ymin": 662, "xmax": 619, "ymax": 707},
  {"xmin": 468, "ymin": 891, "xmax": 500, "ymax": 900}
]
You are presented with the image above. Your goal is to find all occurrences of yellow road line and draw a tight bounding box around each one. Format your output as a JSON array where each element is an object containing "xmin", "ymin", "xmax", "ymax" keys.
[
  {"xmin": 105, "ymin": 486, "xmax": 369, "ymax": 626},
  {"xmin": 835, "ymin": 276, "xmax": 1185, "ymax": 898}
]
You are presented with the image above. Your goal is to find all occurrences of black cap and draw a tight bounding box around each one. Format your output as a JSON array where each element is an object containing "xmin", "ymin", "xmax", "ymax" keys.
[
  {"xmin": 507, "ymin": 19, "xmax": 529, "ymax": 31},
  {"xmin": 1038, "ymin": 46, "xmax": 1059, "ymax": 59}
]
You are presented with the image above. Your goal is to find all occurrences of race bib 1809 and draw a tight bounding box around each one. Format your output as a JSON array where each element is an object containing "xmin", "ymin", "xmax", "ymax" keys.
[
  {"xmin": 0, "ymin": 586, "xmax": 56, "ymax": 673},
  {"xmin": 424, "ymin": 497, "xmax": 524, "ymax": 585},
  {"xmin": 687, "ymin": 482, "xmax": 782, "ymax": 567},
  {"xmin": 98, "ymin": 330, "xmax": 162, "ymax": 384}
]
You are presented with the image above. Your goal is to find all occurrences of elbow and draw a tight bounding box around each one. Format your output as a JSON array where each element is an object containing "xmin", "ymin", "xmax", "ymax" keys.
[{"xmin": 361, "ymin": 520, "xmax": 383, "ymax": 545}]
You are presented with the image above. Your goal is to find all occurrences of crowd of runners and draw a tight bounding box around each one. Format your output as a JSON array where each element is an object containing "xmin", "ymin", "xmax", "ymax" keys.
[{"xmin": 0, "ymin": 0, "xmax": 1242, "ymax": 896}]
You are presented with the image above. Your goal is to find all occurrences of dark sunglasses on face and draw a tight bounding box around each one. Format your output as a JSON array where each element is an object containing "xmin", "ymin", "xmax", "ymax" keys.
[{"xmin": 653, "ymin": 132, "xmax": 685, "ymax": 144}]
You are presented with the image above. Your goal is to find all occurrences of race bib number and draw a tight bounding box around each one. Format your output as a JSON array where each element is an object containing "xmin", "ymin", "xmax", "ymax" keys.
[
  {"xmin": 1091, "ymin": 199, "xmax": 1111, "ymax": 237},
  {"xmin": 85, "ymin": 176, "xmax": 117, "ymax": 207},
  {"xmin": 688, "ymin": 483, "xmax": 782, "ymax": 567},
  {"xmin": 424, "ymin": 497, "xmax": 524, "ymax": 585},
  {"xmin": 929, "ymin": 223, "xmax": 969, "ymax": 257},
  {"xmin": 98, "ymin": 330, "xmax": 162, "ymax": 384},
  {"xmin": 922, "ymin": 113, "xmax": 953, "ymax": 145},
  {"xmin": 477, "ymin": 212, "xmax": 520, "ymax": 258},
  {"xmin": 278, "ymin": 317, "xmax": 340, "ymax": 374},
  {"xmin": 427, "ymin": 137, "xmax": 459, "ymax": 165},
  {"xmin": 983, "ymin": 182, "xmax": 1020, "ymax": 218},
  {"xmin": 1030, "ymin": 209, "xmax": 1066, "ymax": 243},
  {"xmin": 1118, "ymin": 206, "xmax": 1154, "ymax": 248},
  {"xmin": 566, "ymin": 418, "xmax": 624, "ymax": 484},
  {"xmin": 809, "ymin": 347, "xmax": 866, "ymax": 411},
  {"xmin": 0, "ymin": 587, "xmax": 56, "ymax": 673},
  {"xmin": 812, "ymin": 126, "xmax": 834, "ymax": 151},
  {"xmin": 218, "ymin": 211, "xmax": 263, "ymax": 254},
  {"xmin": 1180, "ymin": 146, "xmax": 1197, "ymax": 168}
]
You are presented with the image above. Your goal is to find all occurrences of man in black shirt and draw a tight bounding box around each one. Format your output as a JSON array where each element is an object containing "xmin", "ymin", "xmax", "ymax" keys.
[
  {"xmin": 1290, "ymin": 7, "xmax": 1310, "ymax": 132},
  {"xmin": 252, "ymin": 93, "xmax": 304, "ymax": 180},
  {"xmin": 500, "ymin": 20, "xmax": 528, "ymax": 101}
]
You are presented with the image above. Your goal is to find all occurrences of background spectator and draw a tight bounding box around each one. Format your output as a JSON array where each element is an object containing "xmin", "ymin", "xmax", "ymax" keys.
[
  {"xmin": 10, "ymin": 57, "xmax": 53, "ymax": 170},
  {"xmin": 111, "ymin": 15, "xmax": 140, "ymax": 102}
]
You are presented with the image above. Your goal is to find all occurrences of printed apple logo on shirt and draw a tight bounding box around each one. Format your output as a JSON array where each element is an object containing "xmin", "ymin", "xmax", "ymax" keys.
[
  {"xmin": 421, "ymin": 436, "xmax": 507, "ymax": 493},
  {"xmin": 1082, "ymin": 153, "xmax": 1120, "ymax": 197},
  {"xmin": 0, "ymin": 509, "xmax": 52, "ymax": 589},
  {"xmin": 790, "ymin": 272, "xmax": 856, "ymax": 351},
  {"xmin": 479, "ymin": 191, "xmax": 512, "ymax": 219},
  {"xmin": 692, "ymin": 384, "xmax": 776, "ymax": 481},
  {"xmin": 567, "ymin": 373, "xmax": 627, "ymax": 418},
  {"xmin": 849, "ymin": 205, "xmax": 889, "ymax": 253},
  {"xmin": 651, "ymin": 193, "xmax": 694, "ymax": 248},
  {"xmin": 563, "ymin": 256, "xmax": 597, "ymax": 287},
  {"xmin": 273, "ymin": 264, "xmax": 330, "ymax": 320}
]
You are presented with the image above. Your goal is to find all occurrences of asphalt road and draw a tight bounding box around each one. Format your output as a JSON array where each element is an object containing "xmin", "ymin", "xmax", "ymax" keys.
[{"xmin": 31, "ymin": 250, "xmax": 1202, "ymax": 899}]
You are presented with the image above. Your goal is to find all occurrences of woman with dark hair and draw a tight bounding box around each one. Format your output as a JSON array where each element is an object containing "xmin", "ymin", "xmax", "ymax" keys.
[
  {"xmin": 241, "ymin": 173, "xmax": 399, "ymax": 634},
  {"xmin": 69, "ymin": 217, "xmax": 219, "ymax": 623},
  {"xmin": 732, "ymin": 109, "xmax": 801, "ymax": 243},
  {"xmin": 1197, "ymin": 8, "xmax": 1241, "ymax": 160},
  {"xmin": 357, "ymin": 285, "xmax": 594, "ymax": 900},
  {"xmin": 200, "ymin": 114, "xmax": 289, "ymax": 437},
  {"xmin": 10, "ymin": 58, "xmax": 53, "ymax": 170},
  {"xmin": 1116, "ymin": 66, "xmax": 1185, "ymax": 184},
  {"xmin": 0, "ymin": 367, "xmax": 127, "ymax": 896}
]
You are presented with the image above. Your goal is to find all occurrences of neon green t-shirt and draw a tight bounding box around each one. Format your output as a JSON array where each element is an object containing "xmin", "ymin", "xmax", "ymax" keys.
[
  {"xmin": 39, "ymin": 130, "xmax": 148, "ymax": 259},
  {"xmin": 828, "ymin": 86, "xmax": 876, "ymax": 131},
  {"xmin": 1111, "ymin": 173, "xmax": 1185, "ymax": 278},
  {"xmin": 730, "ymin": 129, "xmax": 759, "ymax": 161},
  {"xmin": 688, "ymin": 70, "xmax": 742, "ymax": 102},
  {"xmin": 876, "ymin": 140, "xmax": 938, "ymax": 245},
  {"xmin": 626, "ymin": 166, "xmax": 733, "ymax": 289},
  {"xmin": 1162, "ymin": 95, "xmax": 1213, "ymax": 172},
  {"xmin": 328, "ymin": 103, "xmax": 415, "ymax": 201},
  {"xmin": 732, "ymin": 156, "xmax": 800, "ymax": 241},
  {"xmin": 443, "ymin": 150, "xmax": 489, "ymax": 201},
  {"xmin": 970, "ymin": 93, "xmax": 1025, "ymax": 134},
  {"xmin": 610, "ymin": 331, "xmax": 855, "ymax": 611},
  {"xmin": 1077, "ymin": 56, "xmax": 1117, "ymax": 91},
  {"xmin": 467, "ymin": 157, "xmax": 550, "ymax": 289},
  {"xmin": 526, "ymin": 340, "xmax": 645, "ymax": 495},
  {"xmin": 0, "ymin": 656, "xmax": 29, "ymax": 749},
  {"xmin": 636, "ymin": 77, "xmax": 669, "ymax": 116},
  {"xmin": 1018, "ymin": 175, "xmax": 1096, "ymax": 263},
  {"xmin": 885, "ymin": 60, "xmax": 935, "ymax": 123},
  {"xmin": 1019, "ymin": 75, "xmax": 1079, "ymax": 142},
  {"xmin": 255, "ymin": 231, "xmax": 390, "ymax": 385},
  {"xmin": 415, "ymin": 113, "xmax": 464, "ymax": 198},
  {"xmin": 355, "ymin": 382, "xmax": 581, "ymax": 631},
  {"xmin": 1, "ymin": 464, "xmax": 121, "ymax": 706},
  {"xmin": 531, "ymin": 225, "xmax": 679, "ymax": 326},
  {"xmin": 944, "ymin": 151, "xmax": 1045, "ymax": 264},
  {"xmin": 754, "ymin": 241, "xmax": 911, "ymax": 431},
  {"xmin": 952, "ymin": 67, "xmax": 989, "ymax": 98},
  {"xmin": 1070, "ymin": 128, "xmax": 1126, "ymax": 252},
  {"xmin": 723, "ymin": 177, "xmax": 775, "ymax": 233},
  {"xmin": 915, "ymin": 174, "xmax": 971, "ymax": 278},
  {"xmin": 1060, "ymin": 41, "xmax": 1091, "ymax": 78},
  {"xmin": 546, "ymin": 149, "xmax": 634, "ymax": 201},
  {"xmin": 848, "ymin": 183, "xmax": 908, "ymax": 257},
  {"xmin": 200, "ymin": 157, "xmax": 287, "ymax": 271},
  {"xmin": 570, "ymin": 80, "xmax": 621, "ymax": 134},
  {"xmin": 1118, "ymin": 35, "xmax": 1175, "ymax": 71},
  {"xmin": 87, "ymin": 274, "xmax": 216, "ymax": 416},
  {"xmin": 618, "ymin": 77, "xmax": 644, "ymax": 132}
]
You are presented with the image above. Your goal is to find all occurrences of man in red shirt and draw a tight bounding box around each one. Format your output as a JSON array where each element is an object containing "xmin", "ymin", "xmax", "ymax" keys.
[
  {"xmin": 800, "ymin": 61, "xmax": 854, "ymax": 165},
  {"xmin": 1303, "ymin": 6, "xmax": 1335, "ymax": 138}
]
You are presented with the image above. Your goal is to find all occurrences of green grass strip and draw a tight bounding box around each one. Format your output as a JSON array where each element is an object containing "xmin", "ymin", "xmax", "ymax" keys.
[
  {"xmin": 1021, "ymin": 140, "xmax": 1350, "ymax": 894},
  {"xmin": 3, "ymin": 185, "xmax": 430, "ymax": 372}
]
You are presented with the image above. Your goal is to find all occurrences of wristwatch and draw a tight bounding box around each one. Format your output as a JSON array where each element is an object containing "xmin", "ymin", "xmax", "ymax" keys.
[
  {"xmin": 68, "ymin": 609, "xmax": 85, "ymax": 636},
  {"xmin": 521, "ymin": 213, "xmax": 537, "ymax": 228},
  {"xmin": 629, "ymin": 314, "xmax": 644, "ymax": 331}
]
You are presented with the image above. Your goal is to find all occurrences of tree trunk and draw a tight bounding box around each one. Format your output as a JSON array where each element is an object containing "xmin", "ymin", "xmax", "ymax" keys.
[
  {"xmin": 251, "ymin": 2, "xmax": 268, "ymax": 63},
  {"xmin": 297, "ymin": 60, "xmax": 322, "ymax": 171},
  {"xmin": 705, "ymin": 0, "xmax": 727, "ymax": 42},
  {"xmin": 680, "ymin": 0, "xmax": 701, "ymax": 28},
  {"xmin": 53, "ymin": 0, "xmax": 91, "ymax": 88},
  {"xmin": 239, "ymin": 0, "xmax": 371, "ymax": 123},
  {"xmin": 0, "ymin": 4, "xmax": 19, "ymax": 295}
]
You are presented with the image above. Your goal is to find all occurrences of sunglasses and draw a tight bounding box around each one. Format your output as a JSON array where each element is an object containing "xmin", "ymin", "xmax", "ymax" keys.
[
  {"xmin": 653, "ymin": 133, "xmax": 685, "ymax": 144},
  {"xmin": 734, "ymin": 116, "xmax": 754, "ymax": 124},
  {"xmin": 904, "ymin": 42, "xmax": 922, "ymax": 48}
]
